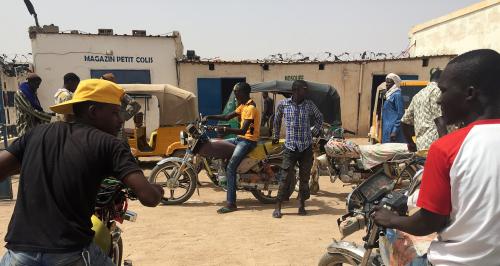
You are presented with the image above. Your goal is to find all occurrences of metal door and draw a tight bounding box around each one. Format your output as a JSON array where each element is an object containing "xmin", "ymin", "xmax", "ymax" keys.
[{"xmin": 197, "ymin": 78, "xmax": 223, "ymax": 116}]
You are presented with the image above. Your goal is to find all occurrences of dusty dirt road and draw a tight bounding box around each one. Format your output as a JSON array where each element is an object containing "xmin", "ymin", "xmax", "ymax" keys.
[{"xmin": 0, "ymin": 165, "xmax": 365, "ymax": 266}]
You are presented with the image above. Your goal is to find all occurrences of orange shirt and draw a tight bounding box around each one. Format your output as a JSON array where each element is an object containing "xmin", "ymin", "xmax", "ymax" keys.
[{"xmin": 235, "ymin": 99, "xmax": 260, "ymax": 142}]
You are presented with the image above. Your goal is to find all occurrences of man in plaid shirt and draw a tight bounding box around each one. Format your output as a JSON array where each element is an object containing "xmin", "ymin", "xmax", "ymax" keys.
[{"xmin": 272, "ymin": 80, "xmax": 323, "ymax": 218}]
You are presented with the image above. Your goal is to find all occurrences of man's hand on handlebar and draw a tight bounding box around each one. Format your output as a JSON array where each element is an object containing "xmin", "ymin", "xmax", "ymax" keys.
[{"xmin": 371, "ymin": 205, "xmax": 398, "ymax": 228}]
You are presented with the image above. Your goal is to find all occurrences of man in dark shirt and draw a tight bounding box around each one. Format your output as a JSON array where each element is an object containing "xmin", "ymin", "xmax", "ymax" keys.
[
  {"xmin": 0, "ymin": 79, "xmax": 164, "ymax": 266},
  {"xmin": 261, "ymin": 92, "xmax": 274, "ymax": 127}
]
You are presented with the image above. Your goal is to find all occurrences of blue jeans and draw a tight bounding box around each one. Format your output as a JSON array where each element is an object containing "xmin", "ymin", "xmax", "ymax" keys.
[
  {"xmin": 225, "ymin": 137, "xmax": 256, "ymax": 205},
  {"xmin": 0, "ymin": 242, "xmax": 114, "ymax": 266}
]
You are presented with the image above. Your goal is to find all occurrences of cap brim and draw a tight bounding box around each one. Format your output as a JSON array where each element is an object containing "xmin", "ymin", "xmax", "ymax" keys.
[{"xmin": 50, "ymin": 98, "xmax": 89, "ymax": 114}]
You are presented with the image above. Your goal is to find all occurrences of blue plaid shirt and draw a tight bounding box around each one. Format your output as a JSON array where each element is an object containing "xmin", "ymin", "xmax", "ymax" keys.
[{"xmin": 273, "ymin": 98, "xmax": 323, "ymax": 152}]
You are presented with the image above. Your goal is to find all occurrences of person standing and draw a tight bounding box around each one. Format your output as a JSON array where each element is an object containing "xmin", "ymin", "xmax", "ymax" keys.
[
  {"xmin": 0, "ymin": 79, "xmax": 164, "ymax": 266},
  {"xmin": 401, "ymin": 68, "xmax": 447, "ymax": 151},
  {"xmin": 272, "ymin": 80, "xmax": 323, "ymax": 218},
  {"xmin": 373, "ymin": 49, "xmax": 500, "ymax": 266},
  {"xmin": 261, "ymin": 91, "xmax": 274, "ymax": 127},
  {"xmin": 14, "ymin": 73, "xmax": 53, "ymax": 136},
  {"xmin": 54, "ymin": 72, "xmax": 80, "ymax": 122},
  {"xmin": 203, "ymin": 82, "xmax": 260, "ymax": 214},
  {"xmin": 382, "ymin": 73, "xmax": 406, "ymax": 143},
  {"xmin": 100, "ymin": 72, "xmax": 141, "ymax": 140}
]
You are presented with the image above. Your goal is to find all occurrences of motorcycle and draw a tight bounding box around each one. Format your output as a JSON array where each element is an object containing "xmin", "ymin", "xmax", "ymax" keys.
[
  {"xmin": 149, "ymin": 118, "xmax": 295, "ymax": 205},
  {"xmin": 308, "ymin": 125, "xmax": 417, "ymax": 193},
  {"xmin": 92, "ymin": 178, "xmax": 138, "ymax": 266},
  {"xmin": 318, "ymin": 159, "xmax": 430, "ymax": 266}
]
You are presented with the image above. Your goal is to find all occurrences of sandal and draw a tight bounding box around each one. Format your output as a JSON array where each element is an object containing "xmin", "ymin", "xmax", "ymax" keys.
[
  {"xmin": 272, "ymin": 209, "xmax": 283, "ymax": 219},
  {"xmin": 217, "ymin": 205, "xmax": 237, "ymax": 214}
]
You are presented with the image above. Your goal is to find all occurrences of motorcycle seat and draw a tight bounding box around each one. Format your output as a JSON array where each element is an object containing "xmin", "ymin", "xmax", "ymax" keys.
[{"xmin": 247, "ymin": 139, "xmax": 285, "ymax": 160}]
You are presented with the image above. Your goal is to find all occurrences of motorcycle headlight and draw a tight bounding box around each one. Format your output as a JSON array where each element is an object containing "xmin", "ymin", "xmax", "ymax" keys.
[{"xmin": 180, "ymin": 131, "xmax": 189, "ymax": 145}]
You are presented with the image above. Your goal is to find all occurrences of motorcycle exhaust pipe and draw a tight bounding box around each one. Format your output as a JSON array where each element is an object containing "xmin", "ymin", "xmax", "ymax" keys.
[{"xmin": 123, "ymin": 210, "xmax": 138, "ymax": 222}]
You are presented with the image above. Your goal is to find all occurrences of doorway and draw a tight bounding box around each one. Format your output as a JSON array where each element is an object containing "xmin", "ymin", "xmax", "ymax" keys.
[
  {"xmin": 369, "ymin": 74, "xmax": 420, "ymax": 126},
  {"xmin": 197, "ymin": 77, "xmax": 246, "ymax": 116}
]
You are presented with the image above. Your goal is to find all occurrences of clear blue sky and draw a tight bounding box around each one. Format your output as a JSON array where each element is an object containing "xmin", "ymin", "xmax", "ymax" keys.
[{"xmin": 1, "ymin": 0, "xmax": 480, "ymax": 60}]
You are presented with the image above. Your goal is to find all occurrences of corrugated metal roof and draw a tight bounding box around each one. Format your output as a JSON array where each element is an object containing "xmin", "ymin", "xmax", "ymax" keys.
[{"xmin": 177, "ymin": 54, "xmax": 455, "ymax": 65}]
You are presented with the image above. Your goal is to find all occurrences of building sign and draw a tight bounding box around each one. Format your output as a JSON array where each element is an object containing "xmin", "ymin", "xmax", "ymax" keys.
[
  {"xmin": 284, "ymin": 75, "xmax": 304, "ymax": 81},
  {"xmin": 83, "ymin": 55, "xmax": 154, "ymax": 64}
]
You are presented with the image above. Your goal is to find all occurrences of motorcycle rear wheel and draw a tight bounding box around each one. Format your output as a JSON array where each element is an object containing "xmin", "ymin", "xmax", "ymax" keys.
[
  {"xmin": 251, "ymin": 189, "xmax": 279, "ymax": 204},
  {"xmin": 252, "ymin": 175, "xmax": 296, "ymax": 204},
  {"xmin": 149, "ymin": 161, "xmax": 197, "ymax": 205},
  {"xmin": 318, "ymin": 252, "xmax": 362, "ymax": 266}
]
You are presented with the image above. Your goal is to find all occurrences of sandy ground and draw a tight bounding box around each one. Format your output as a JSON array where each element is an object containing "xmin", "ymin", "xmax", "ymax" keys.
[{"xmin": 0, "ymin": 143, "xmax": 369, "ymax": 265}]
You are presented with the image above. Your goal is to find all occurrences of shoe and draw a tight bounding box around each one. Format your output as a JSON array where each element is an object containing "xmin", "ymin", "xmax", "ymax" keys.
[
  {"xmin": 298, "ymin": 207, "xmax": 307, "ymax": 216},
  {"xmin": 217, "ymin": 205, "xmax": 237, "ymax": 214},
  {"xmin": 272, "ymin": 209, "xmax": 283, "ymax": 218}
]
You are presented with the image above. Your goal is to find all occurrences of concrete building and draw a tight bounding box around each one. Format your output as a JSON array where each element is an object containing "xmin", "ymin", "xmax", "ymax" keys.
[
  {"xmin": 29, "ymin": 25, "xmax": 184, "ymax": 110},
  {"xmin": 409, "ymin": 0, "xmax": 500, "ymax": 57},
  {"xmin": 178, "ymin": 55, "xmax": 454, "ymax": 136}
]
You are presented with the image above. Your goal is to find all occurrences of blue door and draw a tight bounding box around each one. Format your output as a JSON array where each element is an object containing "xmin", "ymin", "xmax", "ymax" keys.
[
  {"xmin": 0, "ymin": 85, "xmax": 12, "ymax": 199},
  {"xmin": 197, "ymin": 78, "xmax": 223, "ymax": 116},
  {"xmin": 90, "ymin": 70, "xmax": 151, "ymax": 84}
]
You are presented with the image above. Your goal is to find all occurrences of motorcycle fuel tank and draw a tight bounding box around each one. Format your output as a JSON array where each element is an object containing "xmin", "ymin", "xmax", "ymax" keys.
[{"xmin": 197, "ymin": 139, "xmax": 236, "ymax": 160}]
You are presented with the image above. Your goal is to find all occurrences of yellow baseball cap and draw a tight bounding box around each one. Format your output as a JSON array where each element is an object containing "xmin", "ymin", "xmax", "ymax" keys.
[{"xmin": 50, "ymin": 79, "xmax": 124, "ymax": 114}]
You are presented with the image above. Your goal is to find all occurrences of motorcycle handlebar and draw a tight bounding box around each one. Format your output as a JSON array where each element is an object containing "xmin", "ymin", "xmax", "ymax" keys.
[{"xmin": 344, "ymin": 129, "xmax": 356, "ymax": 135}]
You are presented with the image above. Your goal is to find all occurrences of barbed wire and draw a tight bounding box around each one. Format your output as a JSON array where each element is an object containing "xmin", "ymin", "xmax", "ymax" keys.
[{"xmin": 0, "ymin": 54, "xmax": 32, "ymax": 77}]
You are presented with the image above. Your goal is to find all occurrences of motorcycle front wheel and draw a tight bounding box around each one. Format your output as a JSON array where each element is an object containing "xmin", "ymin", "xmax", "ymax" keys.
[
  {"xmin": 318, "ymin": 252, "xmax": 362, "ymax": 266},
  {"xmin": 110, "ymin": 237, "xmax": 123, "ymax": 266},
  {"xmin": 149, "ymin": 160, "xmax": 197, "ymax": 205}
]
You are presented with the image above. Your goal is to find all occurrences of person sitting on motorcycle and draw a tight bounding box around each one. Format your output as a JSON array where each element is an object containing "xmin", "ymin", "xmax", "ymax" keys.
[
  {"xmin": 203, "ymin": 82, "xmax": 260, "ymax": 214},
  {"xmin": 372, "ymin": 49, "xmax": 500, "ymax": 266},
  {"xmin": 0, "ymin": 79, "xmax": 164, "ymax": 266}
]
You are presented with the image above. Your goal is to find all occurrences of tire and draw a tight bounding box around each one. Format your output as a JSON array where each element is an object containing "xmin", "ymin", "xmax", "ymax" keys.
[
  {"xmin": 251, "ymin": 189, "xmax": 279, "ymax": 204},
  {"xmin": 252, "ymin": 175, "xmax": 296, "ymax": 204},
  {"xmin": 110, "ymin": 237, "xmax": 123, "ymax": 266},
  {"xmin": 149, "ymin": 160, "xmax": 197, "ymax": 205},
  {"xmin": 318, "ymin": 252, "xmax": 362, "ymax": 266}
]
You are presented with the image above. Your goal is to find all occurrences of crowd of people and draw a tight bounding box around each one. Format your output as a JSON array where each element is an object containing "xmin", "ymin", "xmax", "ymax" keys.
[{"xmin": 0, "ymin": 48, "xmax": 499, "ymax": 265}]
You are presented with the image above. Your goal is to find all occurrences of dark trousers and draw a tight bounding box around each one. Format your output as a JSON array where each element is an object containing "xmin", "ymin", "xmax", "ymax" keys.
[{"xmin": 277, "ymin": 146, "xmax": 313, "ymax": 202}]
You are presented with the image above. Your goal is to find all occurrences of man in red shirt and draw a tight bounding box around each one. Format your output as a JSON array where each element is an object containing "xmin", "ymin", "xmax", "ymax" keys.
[{"xmin": 372, "ymin": 49, "xmax": 500, "ymax": 265}]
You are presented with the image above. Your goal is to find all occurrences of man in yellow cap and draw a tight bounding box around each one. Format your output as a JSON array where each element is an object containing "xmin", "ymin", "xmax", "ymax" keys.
[{"xmin": 0, "ymin": 79, "xmax": 164, "ymax": 265}]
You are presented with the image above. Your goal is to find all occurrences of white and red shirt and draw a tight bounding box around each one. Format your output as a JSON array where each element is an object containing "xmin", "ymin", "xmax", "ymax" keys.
[{"xmin": 417, "ymin": 119, "xmax": 500, "ymax": 266}]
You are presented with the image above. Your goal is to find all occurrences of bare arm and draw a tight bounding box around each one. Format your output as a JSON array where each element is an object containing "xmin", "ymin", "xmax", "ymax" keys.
[
  {"xmin": 204, "ymin": 112, "xmax": 239, "ymax": 122},
  {"xmin": 310, "ymin": 102, "xmax": 324, "ymax": 137},
  {"xmin": 220, "ymin": 119, "xmax": 252, "ymax": 135},
  {"xmin": 122, "ymin": 171, "xmax": 164, "ymax": 207},
  {"xmin": 273, "ymin": 103, "xmax": 284, "ymax": 140},
  {"xmin": 0, "ymin": 151, "xmax": 21, "ymax": 182},
  {"xmin": 434, "ymin": 117, "xmax": 449, "ymax": 138},
  {"xmin": 372, "ymin": 207, "xmax": 448, "ymax": 236},
  {"xmin": 401, "ymin": 122, "xmax": 417, "ymax": 151}
]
